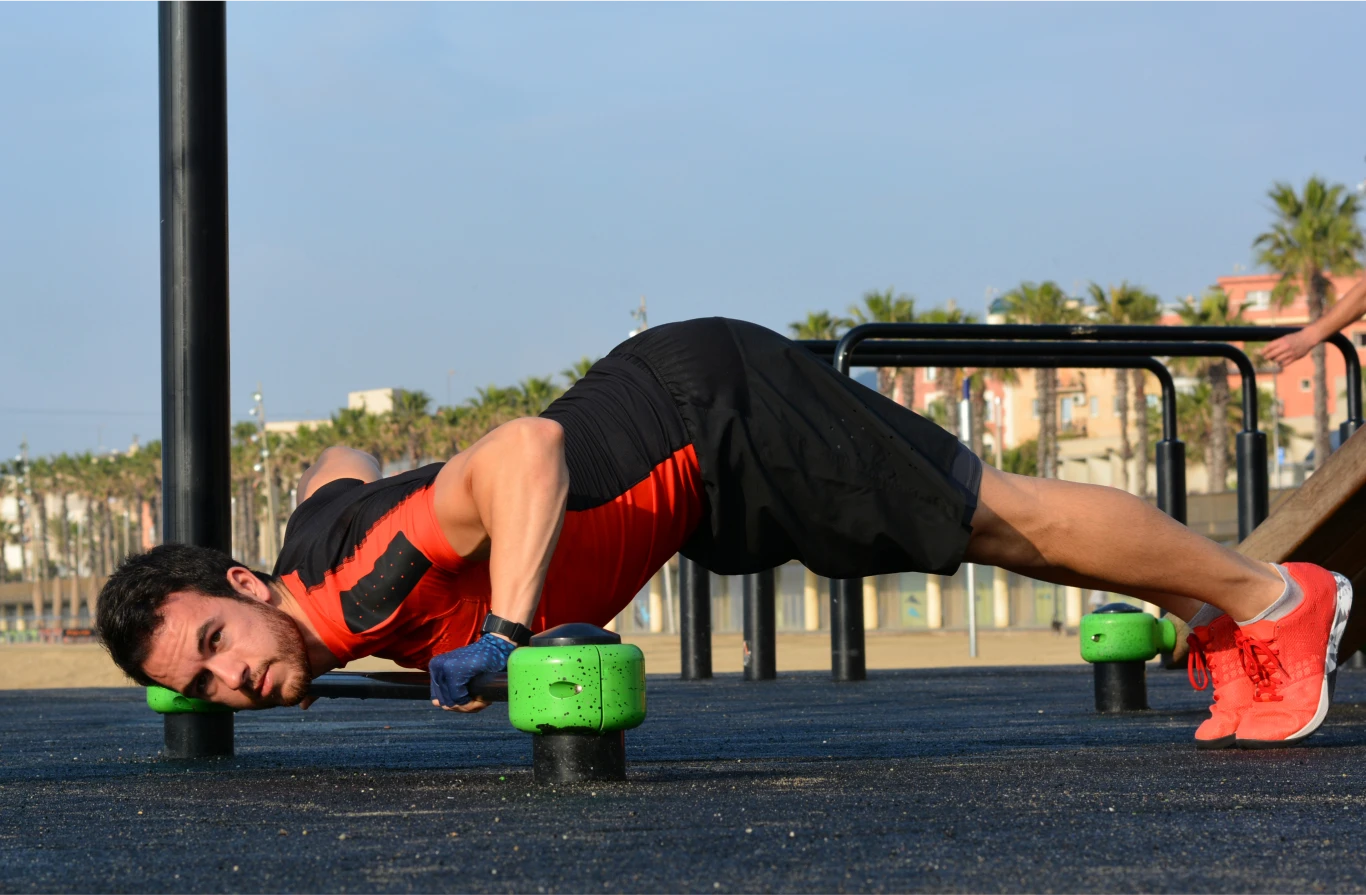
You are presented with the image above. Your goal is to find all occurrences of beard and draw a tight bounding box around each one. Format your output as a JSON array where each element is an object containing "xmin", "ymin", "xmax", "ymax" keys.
[{"xmin": 241, "ymin": 597, "xmax": 311, "ymax": 707}]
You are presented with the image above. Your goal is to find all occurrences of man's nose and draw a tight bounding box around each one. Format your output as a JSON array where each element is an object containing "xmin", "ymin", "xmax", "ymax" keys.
[{"xmin": 207, "ymin": 654, "xmax": 252, "ymax": 692}]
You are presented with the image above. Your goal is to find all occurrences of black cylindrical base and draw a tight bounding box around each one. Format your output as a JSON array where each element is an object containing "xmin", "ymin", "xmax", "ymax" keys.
[
  {"xmin": 1094, "ymin": 661, "xmax": 1148, "ymax": 713},
  {"xmin": 830, "ymin": 578, "xmax": 866, "ymax": 682},
  {"xmin": 1235, "ymin": 430, "xmax": 1269, "ymax": 540},
  {"xmin": 679, "ymin": 558, "xmax": 712, "ymax": 680},
  {"xmin": 163, "ymin": 713, "xmax": 233, "ymax": 758},
  {"xmin": 743, "ymin": 569, "xmax": 777, "ymax": 681},
  {"xmin": 532, "ymin": 731, "xmax": 626, "ymax": 784}
]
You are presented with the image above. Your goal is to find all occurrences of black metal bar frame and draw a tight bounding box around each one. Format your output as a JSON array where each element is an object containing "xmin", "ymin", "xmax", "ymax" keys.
[
  {"xmin": 813, "ymin": 351, "xmax": 1186, "ymax": 682},
  {"xmin": 679, "ymin": 557, "xmax": 712, "ymax": 680},
  {"xmin": 309, "ymin": 671, "xmax": 506, "ymax": 702},
  {"xmin": 742, "ymin": 569, "xmax": 777, "ymax": 680},
  {"xmin": 820, "ymin": 339, "xmax": 1267, "ymax": 538},
  {"xmin": 831, "ymin": 322, "xmax": 1364, "ymax": 439},
  {"xmin": 158, "ymin": 0, "xmax": 232, "ymax": 756},
  {"xmin": 812, "ymin": 339, "xmax": 1256, "ymax": 429}
]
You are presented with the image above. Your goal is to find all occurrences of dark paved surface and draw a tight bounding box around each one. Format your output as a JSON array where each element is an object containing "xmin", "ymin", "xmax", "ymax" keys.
[{"xmin": 4, "ymin": 665, "xmax": 1366, "ymax": 893}]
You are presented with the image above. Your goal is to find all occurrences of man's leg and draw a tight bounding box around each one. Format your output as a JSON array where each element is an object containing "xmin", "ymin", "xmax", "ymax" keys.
[
  {"xmin": 966, "ymin": 465, "xmax": 1354, "ymax": 748},
  {"xmin": 964, "ymin": 464, "xmax": 1282, "ymax": 622}
]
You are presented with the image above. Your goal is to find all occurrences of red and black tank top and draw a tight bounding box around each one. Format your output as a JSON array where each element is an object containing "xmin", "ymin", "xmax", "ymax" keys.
[{"xmin": 274, "ymin": 356, "xmax": 703, "ymax": 670}]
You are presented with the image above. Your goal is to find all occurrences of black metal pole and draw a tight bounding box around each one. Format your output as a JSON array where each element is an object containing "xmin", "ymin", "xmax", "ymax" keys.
[
  {"xmin": 678, "ymin": 557, "xmax": 712, "ymax": 680},
  {"xmin": 159, "ymin": 0, "xmax": 232, "ymax": 758},
  {"xmin": 1155, "ymin": 439, "xmax": 1187, "ymax": 525},
  {"xmin": 830, "ymin": 578, "xmax": 865, "ymax": 682},
  {"xmin": 1326, "ymin": 333, "xmax": 1364, "ymax": 432},
  {"xmin": 1236, "ymin": 430, "xmax": 1269, "ymax": 540},
  {"xmin": 742, "ymin": 569, "xmax": 776, "ymax": 681}
]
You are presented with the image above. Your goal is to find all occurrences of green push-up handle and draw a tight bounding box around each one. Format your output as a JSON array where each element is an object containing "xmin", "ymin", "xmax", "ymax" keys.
[
  {"xmin": 1079, "ymin": 603, "xmax": 1177, "ymax": 663},
  {"xmin": 146, "ymin": 686, "xmax": 235, "ymax": 714},
  {"xmin": 507, "ymin": 641, "xmax": 646, "ymax": 735}
]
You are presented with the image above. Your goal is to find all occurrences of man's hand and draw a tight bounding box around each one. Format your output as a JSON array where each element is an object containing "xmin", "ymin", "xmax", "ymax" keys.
[
  {"xmin": 1263, "ymin": 330, "xmax": 1317, "ymax": 368},
  {"xmin": 429, "ymin": 633, "xmax": 517, "ymax": 712}
]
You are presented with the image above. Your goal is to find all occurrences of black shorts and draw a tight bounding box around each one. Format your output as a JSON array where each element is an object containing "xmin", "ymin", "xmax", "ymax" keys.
[{"xmin": 603, "ymin": 317, "xmax": 981, "ymax": 578}]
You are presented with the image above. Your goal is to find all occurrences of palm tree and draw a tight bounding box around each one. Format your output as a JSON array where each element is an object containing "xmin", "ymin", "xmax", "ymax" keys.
[
  {"xmin": 561, "ymin": 357, "xmax": 599, "ymax": 388},
  {"xmin": 517, "ymin": 377, "xmax": 561, "ymax": 416},
  {"xmin": 1001, "ymin": 281, "xmax": 1083, "ymax": 478},
  {"xmin": 789, "ymin": 310, "xmax": 852, "ymax": 341},
  {"xmin": 330, "ymin": 407, "xmax": 388, "ymax": 470},
  {"xmin": 388, "ymin": 389, "xmax": 434, "ymax": 471},
  {"xmin": 1176, "ymin": 287, "xmax": 1248, "ymax": 492},
  {"xmin": 848, "ymin": 288, "xmax": 917, "ymax": 407},
  {"xmin": 27, "ymin": 457, "xmax": 53, "ymax": 626},
  {"xmin": 0, "ymin": 461, "xmax": 17, "ymax": 582},
  {"xmin": 1123, "ymin": 289, "xmax": 1162, "ymax": 496},
  {"xmin": 919, "ymin": 302, "xmax": 979, "ymax": 441},
  {"xmin": 230, "ymin": 421, "xmax": 262, "ymax": 563},
  {"xmin": 1254, "ymin": 177, "xmax": 1365, "ymax": 468},
  {"xmin": 1088, "ymin": 281, "xmax": 1150, "ymax": 492}
]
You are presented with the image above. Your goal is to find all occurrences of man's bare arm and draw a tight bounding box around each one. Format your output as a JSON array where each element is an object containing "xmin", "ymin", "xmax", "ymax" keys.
[
  {"xmin": 297, "ymin": 447, "xmax": 381, "ymax": 503},
  {"xmin": 1264, "ymin": 277, "xmax": 1366, "ymax": 367},
  {"xmin": 430, "ymin": 418, "xmax": 569, "ymax": 630}
]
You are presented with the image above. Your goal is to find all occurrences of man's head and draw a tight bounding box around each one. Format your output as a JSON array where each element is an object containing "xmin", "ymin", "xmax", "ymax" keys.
[{"xmin": 97, "ymin": 544, "xmax": 311, "ymax": 709}]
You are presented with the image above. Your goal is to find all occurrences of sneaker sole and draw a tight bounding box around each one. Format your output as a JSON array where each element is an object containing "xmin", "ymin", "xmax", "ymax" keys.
[
  {"xmin": 1236, "ymin": 572, "xmax": 1353, "ymax": 749},
  {"xmin": 1194, "ymin": 734, "xmax": 1236, "ymax": 750}
]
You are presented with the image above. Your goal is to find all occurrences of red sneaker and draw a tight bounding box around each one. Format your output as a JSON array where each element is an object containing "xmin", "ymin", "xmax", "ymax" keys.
[
  {"xmin": 1234, "ymin": 563, "xmax": 1353, "ymax": 748},
  {"xmin": 1187, "ymin": 614, "xmax": 1252, "ymax": 749}
]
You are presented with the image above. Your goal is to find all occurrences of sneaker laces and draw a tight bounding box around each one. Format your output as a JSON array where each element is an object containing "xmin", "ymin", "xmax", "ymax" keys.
[
  {"xmin": 1187, "ymin": 632, "xmax": 1212, "ymax": 691},
  {"xmin": 1236, "ymin": 629, "xmax": 1287, "ymax": 702}
]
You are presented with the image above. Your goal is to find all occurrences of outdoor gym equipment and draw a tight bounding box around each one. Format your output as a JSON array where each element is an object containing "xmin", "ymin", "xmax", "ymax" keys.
[
  {"xmin": 1079, "ymin": 603, "xmax": 1178, "ymax": 712},
  {"xmin": 148, "ymin": 623, "xmax": 646, "ymax": 783}
]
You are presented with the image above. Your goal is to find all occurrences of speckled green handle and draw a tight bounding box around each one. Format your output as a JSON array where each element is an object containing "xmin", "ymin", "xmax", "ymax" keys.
[
  {"xmin": 146, "ymin": 685, "xmax": 235, "ymax": 714},
  {"xmin": 507, "ymin": 643, "xmax": 646, "ymax": 734},
  {"xmin": 1079, "ymin": 612, "xmax": 1177, "ymax": 663}
]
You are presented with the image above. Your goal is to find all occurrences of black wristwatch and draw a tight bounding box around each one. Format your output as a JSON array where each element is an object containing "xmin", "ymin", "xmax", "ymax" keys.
[{"xmin": 482, "ymin": 612, "xmax": 533, "ymax": 647}]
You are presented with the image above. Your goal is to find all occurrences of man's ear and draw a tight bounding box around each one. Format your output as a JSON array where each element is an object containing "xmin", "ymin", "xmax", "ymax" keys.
[{"xmin": 226, "ymin": 566, "xmax": 272, "ymax": 603}]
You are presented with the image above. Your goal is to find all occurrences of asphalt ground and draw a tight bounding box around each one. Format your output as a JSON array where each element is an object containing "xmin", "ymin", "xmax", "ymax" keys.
[{"xmin": 3, "ymin": 666, "xmax": 1366, "ymax": 894}]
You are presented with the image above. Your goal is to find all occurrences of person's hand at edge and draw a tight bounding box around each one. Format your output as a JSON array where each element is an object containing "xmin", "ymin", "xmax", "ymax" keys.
[{"xmin": 1263, "ymin": 329, "xmax": 1317, "ymax": 368}]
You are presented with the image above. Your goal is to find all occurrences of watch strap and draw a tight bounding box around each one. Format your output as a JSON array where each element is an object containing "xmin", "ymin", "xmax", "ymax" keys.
[{"xmin": 482, "ymin": 612, "xmax": 533, "ymax": 647}]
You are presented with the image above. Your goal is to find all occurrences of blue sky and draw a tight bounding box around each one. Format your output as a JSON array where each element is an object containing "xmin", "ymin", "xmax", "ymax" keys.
[{"xmin": 2, "ymin": 2, "xmax": 1364, "ymax": 456}]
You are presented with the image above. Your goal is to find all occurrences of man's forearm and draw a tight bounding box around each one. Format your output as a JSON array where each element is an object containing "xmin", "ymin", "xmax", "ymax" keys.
[{"xmin": 1305, "ymin": 277, "xmax": 1366, "ymax": 341}]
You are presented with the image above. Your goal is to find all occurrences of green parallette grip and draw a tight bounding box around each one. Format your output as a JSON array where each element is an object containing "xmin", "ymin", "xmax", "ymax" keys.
[
  {"xmin": 146, "ymin": 685, "xmax": 235, "ymax": 714},
  {"xmin": 1079, "ymin": 605, "xmax": 1177, "ymax": 663},
  {"xmin": 507, "ymin": 643, "xmax": 646, "ymax": 735}
]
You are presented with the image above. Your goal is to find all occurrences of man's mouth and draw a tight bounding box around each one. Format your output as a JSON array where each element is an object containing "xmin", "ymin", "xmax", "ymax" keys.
[{"xmin": 259, "ymin": 665, "xmax": 273, "ymax": 700}]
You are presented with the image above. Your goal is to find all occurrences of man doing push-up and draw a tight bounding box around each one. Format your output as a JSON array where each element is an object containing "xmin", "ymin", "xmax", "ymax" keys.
[{"xmin": 97, "ymin": 318, "xmax": 1352, "ymax": 748}]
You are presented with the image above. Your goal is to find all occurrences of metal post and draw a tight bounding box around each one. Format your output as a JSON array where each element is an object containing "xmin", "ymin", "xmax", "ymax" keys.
[
  {"xmin": 159, "ymin": 0, "xmax": 232, "ymax": 758},
  {"xmin": 829, "ymin": 578, "xmax": 866, "ymax": 681},
  {"xmin": 678, "ymin": 557, "xmax": 712, "ymax": 680},
  {"xmin": 1235, "ymin": 430, "xmax": 1269, "ymax": 540},
  {"xmin": 1155, "ymin": 439, "xmax": 1188, "ymax": 525},
  {"xmin": 742, "ymin": 569, "xmax": 776, "ymax": 680}
]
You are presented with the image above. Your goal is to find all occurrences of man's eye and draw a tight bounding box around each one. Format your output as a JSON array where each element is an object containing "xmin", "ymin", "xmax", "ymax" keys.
[{"xmin": 210, "ymin": 631, "xmax": 222, "ymax": 649}]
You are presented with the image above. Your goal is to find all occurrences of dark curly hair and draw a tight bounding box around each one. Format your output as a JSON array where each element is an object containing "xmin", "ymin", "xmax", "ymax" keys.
[{"xmin": 96, "ymin": 543, "xmax": 274, "ymax": 687}]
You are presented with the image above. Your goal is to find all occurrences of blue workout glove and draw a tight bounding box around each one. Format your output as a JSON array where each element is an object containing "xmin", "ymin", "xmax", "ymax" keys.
[{"xmin": 429, "ymin": 633, "xmax": 518, "ymax": 708}]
